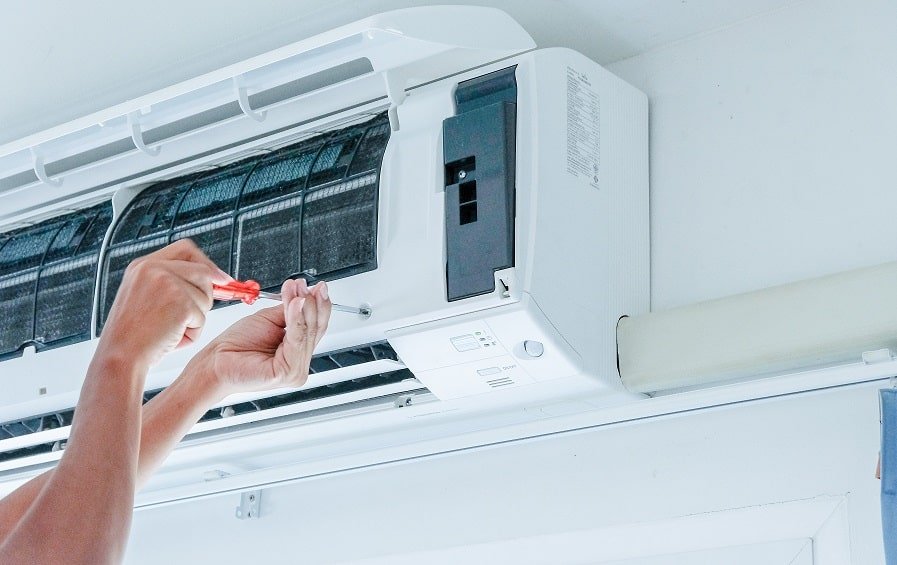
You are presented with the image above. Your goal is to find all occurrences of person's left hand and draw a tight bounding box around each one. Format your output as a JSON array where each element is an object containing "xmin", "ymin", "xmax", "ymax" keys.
[{"xmin": 189, "ymin": 278, "xmax": 332, "ymax": 397}]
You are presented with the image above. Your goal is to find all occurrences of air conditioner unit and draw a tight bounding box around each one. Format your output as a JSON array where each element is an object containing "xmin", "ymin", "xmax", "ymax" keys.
[{"xmin": 0, "ymin": 6, "xmax": 648, "ymax": 503}]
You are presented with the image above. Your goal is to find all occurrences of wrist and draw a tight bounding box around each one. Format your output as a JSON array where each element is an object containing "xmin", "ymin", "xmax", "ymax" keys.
[
  {"xmin": 94, "ymin": 329, "xmax": 158, "ymax": 376},
  {"xmin": 91, "ymin": 346, "xmax": 150, "ymax": 381},
  {"xmin": 179, "ymin": 346, "xmax": 233, "ymax": 405}
]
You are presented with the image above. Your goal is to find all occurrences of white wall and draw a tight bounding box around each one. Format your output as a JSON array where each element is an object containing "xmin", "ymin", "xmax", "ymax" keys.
[
  {"xmin": 127, "ymin": 384, "xmax": 882, "ymax": 564},
  {"xmin": 0, "ymin": 0, "xmax": 792, "ymax": 146},
  {"xmin": 119, "ymin": 0, "xmax": 897, "ymax": 563},
  {"xmin": 610, "ymin": 0, "xmax": 897, "ymax": 310}
]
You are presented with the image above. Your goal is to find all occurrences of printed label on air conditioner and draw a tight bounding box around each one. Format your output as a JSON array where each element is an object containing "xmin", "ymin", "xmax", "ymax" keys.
[{"xmin": 566, "ymin": 66, "xmax": 600, "ymax": 190}]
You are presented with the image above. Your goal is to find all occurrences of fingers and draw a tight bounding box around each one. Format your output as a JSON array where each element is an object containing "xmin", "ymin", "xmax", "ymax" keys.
[
  {"xmin": 198, "ymin": 278, "xmax": 335, "ymax": 394},
  {"xmin": 280, "ymin": 281, "xmax": 318, "ymax": 382},
  {"xmin": 177, "ymin": 326, "xmax": 203, "ymax": 349},
  {"xmin": 283, "ymin": 281, "xmax": 330, "ymax": 348},
  {"xmin": 280, "ymin": 277, "xmax": 308, "ymax": 306},
  {"xmin": 146, "ymin": 239, "xmax": 231, "ymax": 284},
  {"xmin": 105, "ymin": 239, "xmax": 232, "ymax": 367},
  {"xmin": 160, "ymin": 260, "xmax": 219, "ymax": 308},
  {"xmin": 281, "ymin": 278, "xmax": 313, "ymax": 329},
  {"xmin": 283, "ymin": 282, "xmax": 332, "ymax": 378},
  {"xmin": 280, "ymin": 278, "xmax": 306, "ymax": 332},
  {"xmin": 284, "ymin": 291, "xmax": 310, "ymax": 348},
  {"xmin": 176, "ymin": 279, "xmax": 211, "ymax": 328},
  {"xmin": 281, "ymin": 279, "xmax": 298, "ymax": 305},
  {"xmin": 285, "ymin": 296, "xmax": 307, "ymax": 341},
  {"xmin": 254, "ymin": 304, "xmax": 286, "ymax": 327},
  {"xmin": 310, "ymin": 282, "xmax": 331, "ymax": 347},
  {"xmin": 298, "ymin": 287, "xmax": 319, "ymax": 349}
]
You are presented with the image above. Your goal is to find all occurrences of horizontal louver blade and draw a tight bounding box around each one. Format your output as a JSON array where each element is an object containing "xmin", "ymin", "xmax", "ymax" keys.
[{"xmin": 0, "ymin": 342, "xmax": 417, "ymax": 468}]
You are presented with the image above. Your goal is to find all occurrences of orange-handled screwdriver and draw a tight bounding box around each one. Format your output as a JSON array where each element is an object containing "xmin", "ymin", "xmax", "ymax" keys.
[{"xmin": 212, "ymin": 279, "xmax": 371, "ymax": 317}]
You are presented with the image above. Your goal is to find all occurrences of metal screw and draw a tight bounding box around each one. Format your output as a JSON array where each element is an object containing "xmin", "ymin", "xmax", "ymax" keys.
[
  {"xmin": 394, "ymin": 394, "xmax": 414, "ymax": 408},
  {"xmin": 458, "ymin": 170, "xmax": 467, "ymax": 180}
]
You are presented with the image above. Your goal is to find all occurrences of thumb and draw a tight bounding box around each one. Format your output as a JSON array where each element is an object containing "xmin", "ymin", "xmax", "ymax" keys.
[{"xmin": 254, "ymin": 304, "xmax": 287, "ymax": 327}]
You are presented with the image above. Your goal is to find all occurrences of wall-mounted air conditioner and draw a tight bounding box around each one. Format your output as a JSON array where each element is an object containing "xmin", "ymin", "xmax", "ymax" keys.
[{"xmin": 0, "ymin": 6, "xmax": 648, "ymax": 500}]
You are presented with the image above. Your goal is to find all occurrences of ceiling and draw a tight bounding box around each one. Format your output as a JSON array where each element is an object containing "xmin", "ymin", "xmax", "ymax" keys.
[{"xmin": 0, "ymin": 0, "xmax": 796, "ymax": 145}]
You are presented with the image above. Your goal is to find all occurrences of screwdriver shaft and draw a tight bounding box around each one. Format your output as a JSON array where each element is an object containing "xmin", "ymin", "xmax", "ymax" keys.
[{"xmin": 257, "ymin": 290, "xmax": 370, "ymax": 316}]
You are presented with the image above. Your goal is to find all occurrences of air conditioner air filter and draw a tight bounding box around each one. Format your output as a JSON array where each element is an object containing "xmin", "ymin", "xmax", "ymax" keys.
[
  {"xmin": 99, "ymin": 112, "xmax": 390, "ymax": 332},
  {"xmin": 0, "ymin": 202, "xmax": 112, "ymax": 360}
]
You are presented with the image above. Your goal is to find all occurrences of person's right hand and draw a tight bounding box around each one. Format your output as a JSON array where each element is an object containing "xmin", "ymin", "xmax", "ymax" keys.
[{"xmin": 97, "ymin": 240, "xmax": 232, "ymax": 371}]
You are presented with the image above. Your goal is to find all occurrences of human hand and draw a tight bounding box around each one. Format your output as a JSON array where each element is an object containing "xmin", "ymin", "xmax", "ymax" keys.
[
  {"xmin": 97, "ymin": 240, "xmax": 232, "ymax": 371},
  {"xmin": 192, "ymin": 278, "xmax": 332, "ymax": 397}
]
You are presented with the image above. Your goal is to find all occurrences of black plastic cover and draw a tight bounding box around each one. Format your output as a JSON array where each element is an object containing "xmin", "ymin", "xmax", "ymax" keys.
[
  {"xmin": 0, "ymin": 201, "xmax": 112, "ymax": 360},
  {"xmin": 99, "ymin": 113, "xmax": 389, "ymax": 332},
  {"xmin": 443, "ymin": 67, "xmax": 517, "ymax": 301}
]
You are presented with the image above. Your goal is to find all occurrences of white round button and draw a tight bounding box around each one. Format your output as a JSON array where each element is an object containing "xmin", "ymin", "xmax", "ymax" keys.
[{"xmin": 523, "ymin": 340, "xmax": 544, "ymax": 358}]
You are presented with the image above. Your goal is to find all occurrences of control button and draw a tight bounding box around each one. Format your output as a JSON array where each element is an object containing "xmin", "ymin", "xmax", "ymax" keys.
[
  {"xmin": 523, "ymin": 340, "xmax": 544, "ymax": 358},
  {"xmin": 477, "ymin": 366, "xmax": 501, "ymax": 376}
]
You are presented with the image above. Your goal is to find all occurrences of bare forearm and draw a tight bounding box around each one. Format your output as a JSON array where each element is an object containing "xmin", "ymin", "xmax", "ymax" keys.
[
  {"xmin": 0, "ymin": 477, "xmax": 48, "ymax": 541},
  {"xmin": 0, "ymin": 353, "xmax": 225, "ymax": 543},
  {"xmin": 0, "ymin": 241, "xmax": 232, "ymax": 563},
  {"xmin": 136, "ymin": 353, "xmax": 226, "ymax": 489},
  {"xmin": 0, "ymin": 354, "xmax": 146, "ymax": 563}
]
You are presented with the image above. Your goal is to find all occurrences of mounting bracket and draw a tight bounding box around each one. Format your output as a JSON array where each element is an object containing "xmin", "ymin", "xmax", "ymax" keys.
[{"xmin": 235, "ymin": 490, "xmax": 262, "ymax": 520}]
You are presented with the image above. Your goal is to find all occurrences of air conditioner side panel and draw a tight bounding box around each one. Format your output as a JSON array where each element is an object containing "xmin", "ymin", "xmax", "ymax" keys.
[{"xmin": 518, "ymin": 48, "xmax": 649, "ymax": 389}]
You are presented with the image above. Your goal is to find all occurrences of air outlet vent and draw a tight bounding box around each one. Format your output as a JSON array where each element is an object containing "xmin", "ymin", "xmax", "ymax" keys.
[
  {"xmin": 0, "ymin": 202, "xmax": 112, "ymax": 360},
  {"xmin": 0, "ymin": 341, "xmax": 418, "ymax": 465},
  {"xmin": 99, "ymin": 112, "xmax": 390, "ymax": 332},
  {"xmin": 487, "ymin": 377, "xmax": 514, "ymax": 388}
]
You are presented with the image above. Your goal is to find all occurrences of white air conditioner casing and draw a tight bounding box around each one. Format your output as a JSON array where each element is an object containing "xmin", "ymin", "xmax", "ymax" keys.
[{"xmin": 0, "ymin": 7, "xmax": 648, "ymax": 503}]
